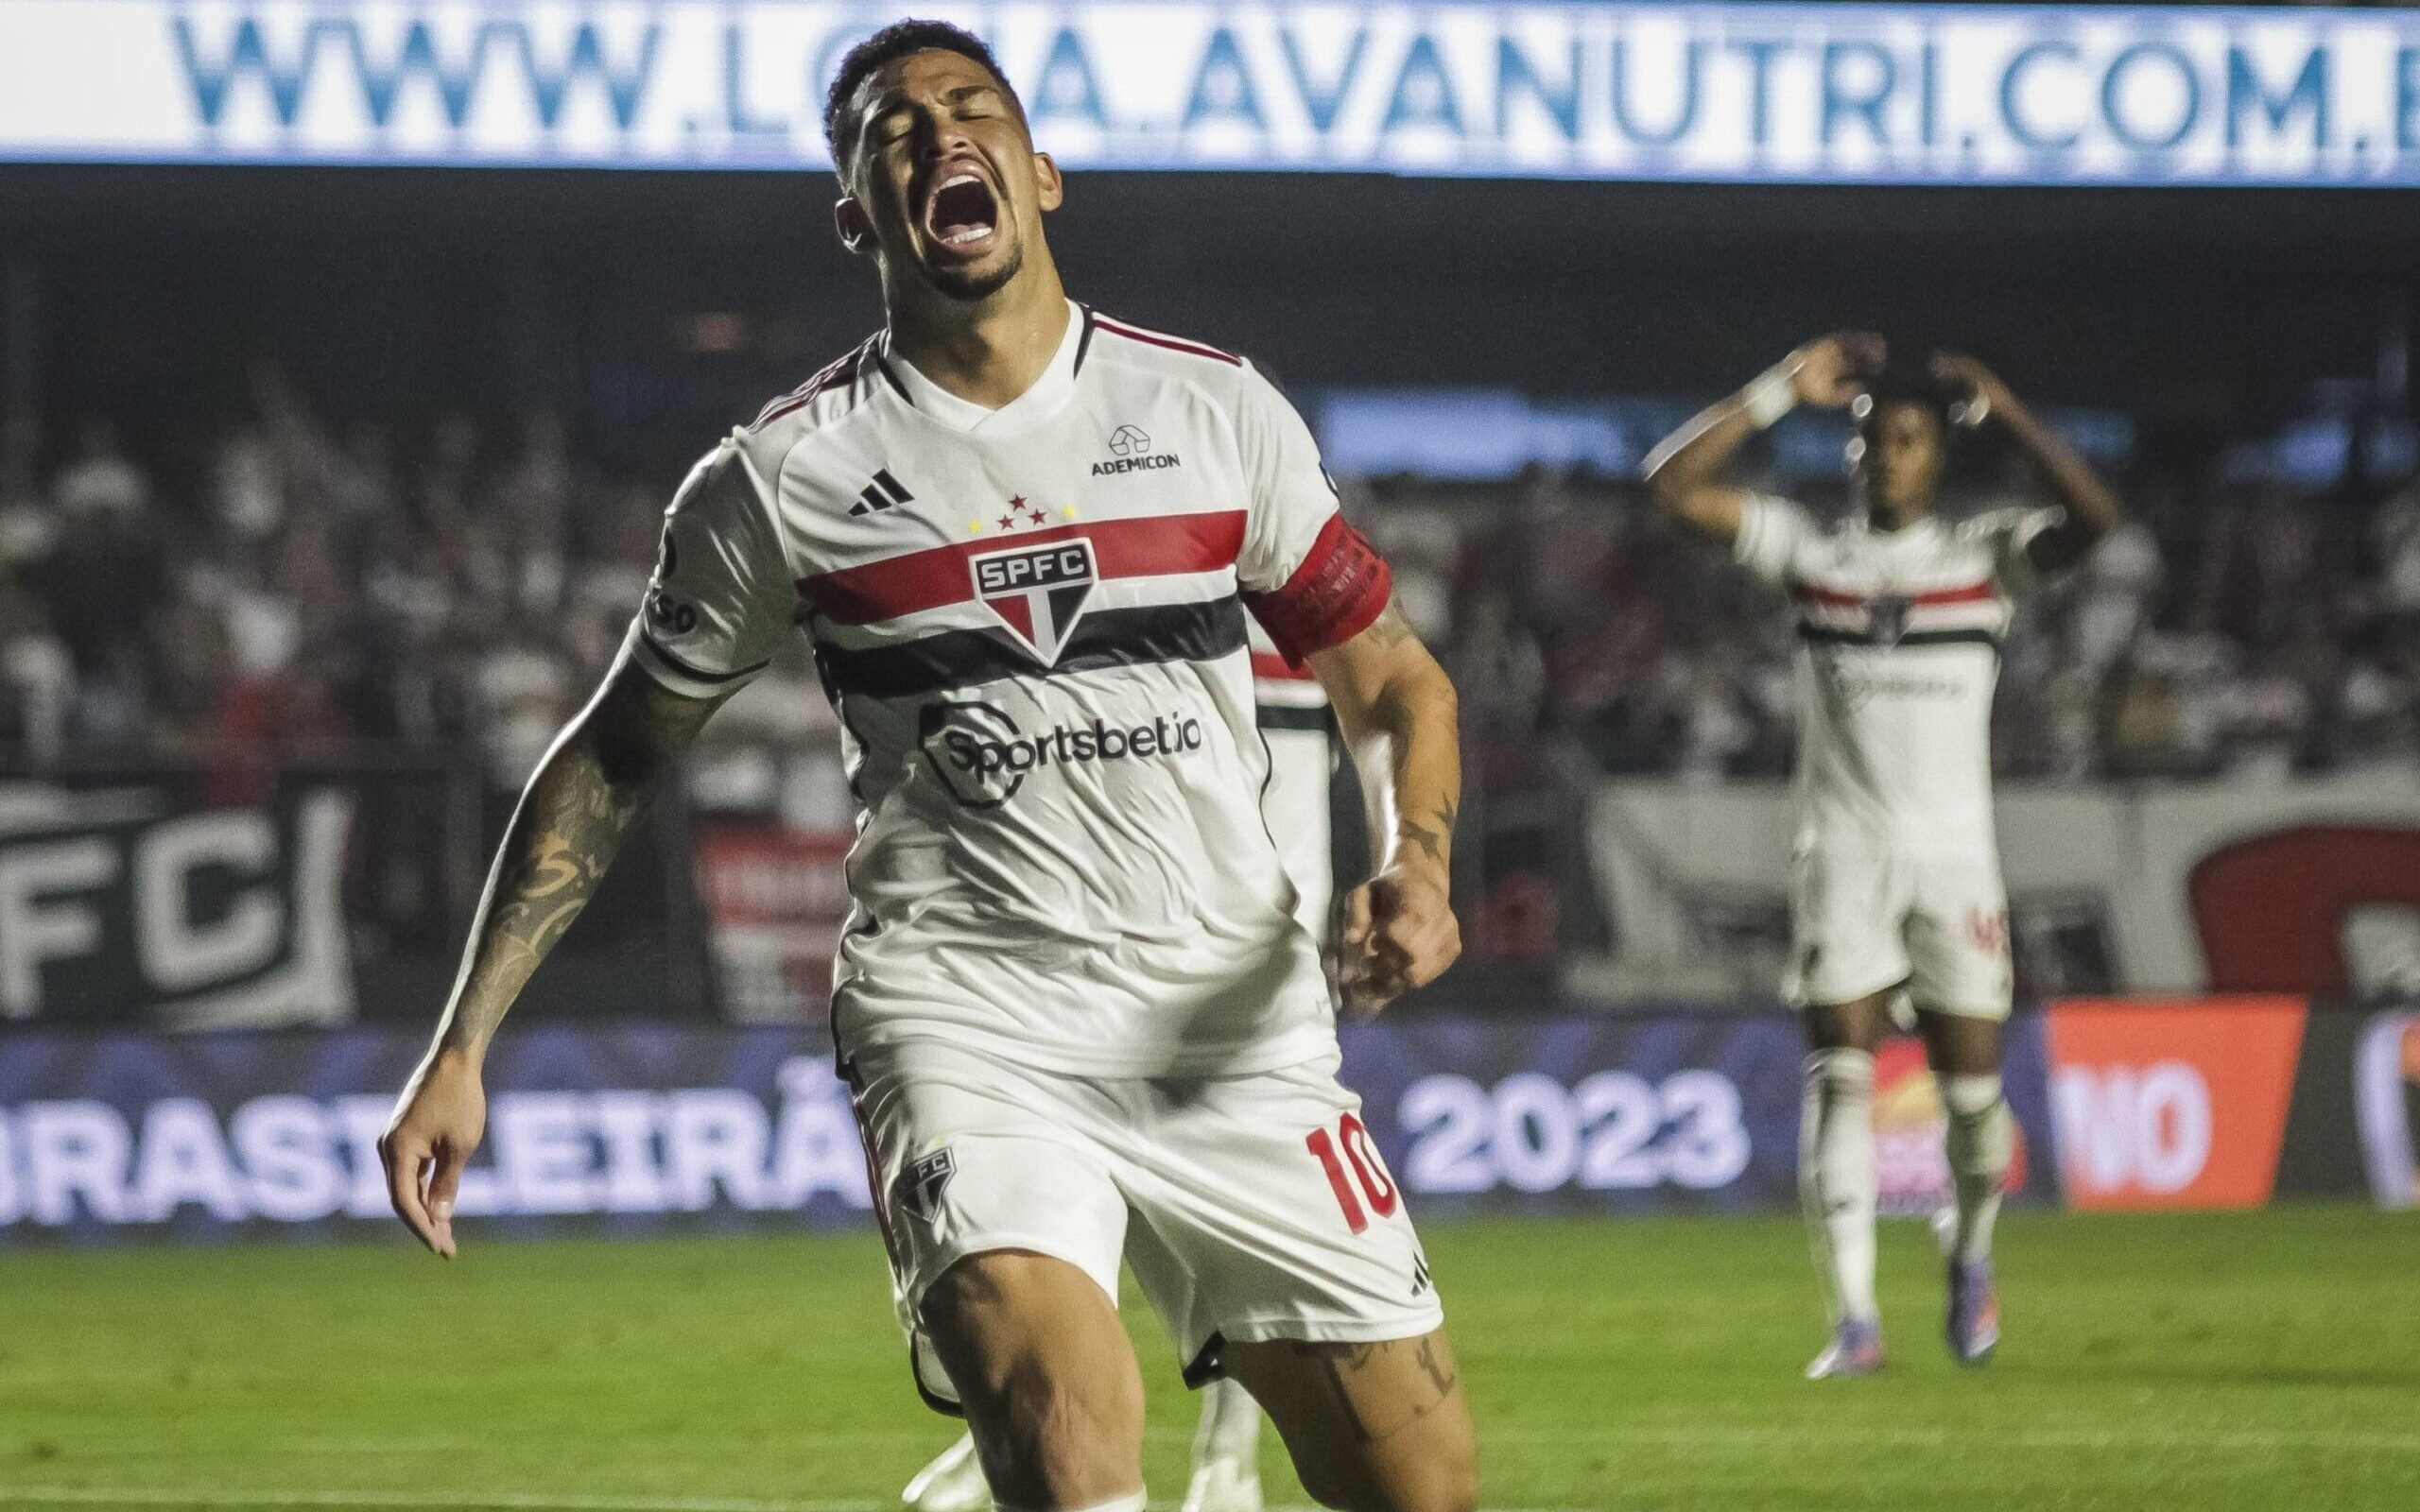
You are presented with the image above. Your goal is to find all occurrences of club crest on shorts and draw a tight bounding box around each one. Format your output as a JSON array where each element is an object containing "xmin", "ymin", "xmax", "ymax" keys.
[
  {"xmin": 970, "ymin": 537, "xmax": 1097, "ymax": 665},
  {"xmin": 894, "ymin": 1148, "xmax": 958, "ymax": 1224}
]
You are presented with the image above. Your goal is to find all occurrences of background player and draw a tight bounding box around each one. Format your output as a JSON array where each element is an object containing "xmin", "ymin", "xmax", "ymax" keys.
[
  {"xmin": 1644, "ymin": 335, "xmax": 2124, "ymax": 1377},
  {"xmin": 379, "ymin": 20, "xmax": 1475, "ymax": 1512},
  {"xmin": 906, "ymin": 621, "xmax": 1336, "ymax": 1512}
]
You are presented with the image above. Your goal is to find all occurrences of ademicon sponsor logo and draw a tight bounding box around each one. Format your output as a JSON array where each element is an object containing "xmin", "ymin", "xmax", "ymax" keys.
[{"xmin": 0, "ymin": 1058, "xmax": 869, "ymax": 1231}]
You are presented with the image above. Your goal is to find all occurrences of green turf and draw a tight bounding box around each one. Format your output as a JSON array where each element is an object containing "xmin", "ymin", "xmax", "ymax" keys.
[{"xmin": 0, "ymin": 1207, "xmax": 2414, "ymax": 1511}]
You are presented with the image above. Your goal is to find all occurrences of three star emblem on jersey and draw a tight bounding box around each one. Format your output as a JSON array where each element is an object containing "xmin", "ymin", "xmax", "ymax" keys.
[{"xmin": 970, "ymin": 537, "xmax": 1098, "ymax": 665}]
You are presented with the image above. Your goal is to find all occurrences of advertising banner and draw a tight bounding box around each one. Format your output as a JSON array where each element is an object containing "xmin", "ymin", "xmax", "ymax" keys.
[
  {"xmin": 2354, "ymin": 1009, "xmax": 2420, "ymax": 1209},
  {"xmin": 1584, "ymin": 772, "xmax": 2420, "ymax": 1002},
  {"xmin": 692, "ymin": 825, "xmax": 853, "ymax": 1025},
  {"xmin": 0, "ymin": 3, "xmax": 2412, "ymax": 186},
  {"xmin": 2041, "ymin": 997, "xmax": 2307, "ymax": 1211},
  {"xmin": 0, "ymin": 1025, "xmax": 873, "ymax": 1245},
  {"xmin": 1338, "ymin": 1012, "xmax": 2054, "ymax": 1216},
  {"xmin": 17, "ymin": 1003, "xmax": 2404, "ymax": 1246},
  {"xmin": 0, "ymin": 782, "xmax": 355, "ymax": 1031}
]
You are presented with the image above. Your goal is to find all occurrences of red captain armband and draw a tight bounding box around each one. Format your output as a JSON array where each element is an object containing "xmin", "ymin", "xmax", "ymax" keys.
[{"xmin": 1243, "ymin": 514, "xmax": 1393, "ymax": 664}]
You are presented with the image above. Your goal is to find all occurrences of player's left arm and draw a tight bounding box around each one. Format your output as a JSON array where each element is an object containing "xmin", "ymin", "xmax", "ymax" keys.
[
  {"xmin": 1934, "ymin": 352, "xmax": 2126, "ymax": 574},
  {"xmin": 1306, "ymin": 601, "xmax": 1462, "ymax": 1017}
]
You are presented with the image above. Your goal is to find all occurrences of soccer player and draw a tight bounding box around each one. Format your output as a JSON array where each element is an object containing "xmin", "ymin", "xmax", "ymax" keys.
[
  {"xmin": 378, "ymin": 21, "xmax": 1475, "ymax": 1512},
  {"xmin": 1644, "ymin": 335, "xmax": 2123, "ymax": 1377},
  {"xmin": 904, "ymin": 623, "xmax": 1335, "ymax": 1512}
]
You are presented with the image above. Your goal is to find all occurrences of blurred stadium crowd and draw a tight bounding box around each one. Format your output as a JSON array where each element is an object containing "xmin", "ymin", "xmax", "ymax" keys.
[{"xmin": 5, "ymin": 372, "xmax": 2420, "ymax": 794}]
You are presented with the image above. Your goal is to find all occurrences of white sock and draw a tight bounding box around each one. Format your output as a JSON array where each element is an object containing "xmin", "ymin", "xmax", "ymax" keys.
[
  {"xmin": 1942, "ymin": 1073, "xmax": 2013, "ymax": 1266},
  {"xmin": 997, "ymin": 1495, "xmax": 1147, "ymax": 1512},
  {"xmin": 1190, "ymin": 1376, "xmax": 1261, "ymax": 1469},
  {"xmin": 1800, "ymin": 1048, "xmax": 1878, "ymax": 1325}
]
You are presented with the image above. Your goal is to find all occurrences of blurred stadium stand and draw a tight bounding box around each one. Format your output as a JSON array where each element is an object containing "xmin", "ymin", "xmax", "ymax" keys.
[{"xmin": 5, "ymin": 155, "xmax": 2420, "ymax": 1027}]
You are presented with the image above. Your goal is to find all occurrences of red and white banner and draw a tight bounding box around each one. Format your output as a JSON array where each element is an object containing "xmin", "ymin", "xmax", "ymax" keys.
[
  {"xmin": 692, "ymin": 826, "xmax": 851, "ymax": 1024},
  {"xmin": 2042, "ymin": 997, "xmax": 2306, "ymax": 1211}
]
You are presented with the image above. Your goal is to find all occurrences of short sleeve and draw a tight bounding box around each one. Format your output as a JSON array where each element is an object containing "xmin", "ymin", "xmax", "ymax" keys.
[
  {"xmin": 1231, "ymin": 363, "xmax": 1392, "ymax": 662},
  {"xmin": 1974, "ymin": 505, "xmax": 2066, "ymax": 598},
  {"xmin": 1732, "ymin": 494, "xmax": 1814, "ymax": 590},
  {"xmin": 623, "ymin": 439, "xmax": 796, "ymax": 700}
]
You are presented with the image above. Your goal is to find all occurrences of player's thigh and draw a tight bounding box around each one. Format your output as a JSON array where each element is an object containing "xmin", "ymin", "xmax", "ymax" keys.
[
  {"xmin": 850, "ymin": 1040, "xmax": 1144, "ymax": 1504},
  {"xmin": 1222, "ymin": 1330, "xmax": 1478, "ymax": 1512},
  {"xmin": 1786, "ymin": 843, "xmax": 1913, "ymax": 1012},
  {"xmin": 1116, "ymin": 1058, "xmax": 1442, "ymax": 1386},
  {"xmin": 1915, "ymin": 1006, "xmax": 2005, "ymax": 1078},
  {"xmin": 1903, "ymin": 854, "xmax": 2014, "ymax": 1027},
  {"xmin": 919, "ymin": 1249, "xmax": 1148, "ymax": 1510}
]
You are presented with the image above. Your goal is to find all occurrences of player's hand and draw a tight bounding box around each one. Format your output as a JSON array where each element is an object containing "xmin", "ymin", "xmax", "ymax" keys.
[
  {"xmin": 1789, "ymin": 333, "xmax": 1886, "ymax": 408},
  {"xmin": 1340, "ymin": 864, "xmax": 1461, "ymax": 1019},
  {"xmin": 378, "ymin": 1047, "xmax": 486, "ymax": 1259},
  {"xmin": 1931, "ymin": 352, "xmax": 2016, "ymax": 423}
]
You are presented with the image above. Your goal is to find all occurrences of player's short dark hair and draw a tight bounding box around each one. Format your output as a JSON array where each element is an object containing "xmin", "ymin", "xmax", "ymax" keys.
[
  {"xmin": 1858, "ymin": 363, "xmax": 1955, "ymax": 433},
  {"xmin": 822, "ymin": 20, "xmax": 1022, "ymax": 171}
]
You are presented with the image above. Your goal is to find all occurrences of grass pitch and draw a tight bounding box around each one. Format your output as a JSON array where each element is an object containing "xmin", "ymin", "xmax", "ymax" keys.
[{"xmin": 0, "ymin": 1207, "xmax": 2413, "ymax": 1511}]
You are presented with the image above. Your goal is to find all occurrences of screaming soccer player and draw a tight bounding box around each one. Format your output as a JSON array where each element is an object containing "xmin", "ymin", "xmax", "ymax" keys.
[
  {"xmin": 379, "ymin": 20, "xmax": 1477, "ymax": 1512},
  {"xmin": 1645, "ymin": 335, "xmax": 2124, "ymax": 1378}
]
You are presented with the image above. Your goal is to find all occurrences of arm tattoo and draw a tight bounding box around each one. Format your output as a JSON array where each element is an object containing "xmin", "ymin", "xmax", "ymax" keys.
[
  {"xmin": 1285, "ymin": 1337, "xmax": 1462, "ymax": 1446},
  {"xmin": 1396, "ymin": 799, "xmax": 1458, "ymax": 868},
  {"xmin": 439, "ymin": 677, "xmax": 707, "ymax": 1053}
]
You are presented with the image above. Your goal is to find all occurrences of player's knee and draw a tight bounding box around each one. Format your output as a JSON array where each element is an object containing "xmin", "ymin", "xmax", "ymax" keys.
[
  {"xmin": 1941, "ymin": 1072, "xmax": 2002, "ymax": 1120},
  {"xmin": 959, "ymin": 1366, "xmax": 1143, "ymax": 1508}
]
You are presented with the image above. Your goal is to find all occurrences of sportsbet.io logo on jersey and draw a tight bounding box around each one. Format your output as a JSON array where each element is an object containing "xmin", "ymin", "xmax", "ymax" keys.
[
  {"xmin": 972, "ymin": 538, "xmax": 1097, "ymax": 665},
  {"xmin": 918, "ymin": 700, "xmax": 1206, "ymax": 808}
]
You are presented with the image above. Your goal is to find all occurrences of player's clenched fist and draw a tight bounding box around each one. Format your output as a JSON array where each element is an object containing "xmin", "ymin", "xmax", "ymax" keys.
[
  {"xmin": 1341, "ymin": 864, "xmax": 1461, "ymax": 1018},
  {"xmin": 1789, "ymin": 332, "xmax": 1886, "ymax": 408},
  {"xmin": 378, "ymin": 1047, "xmax": 487, "ymax": 1260}
]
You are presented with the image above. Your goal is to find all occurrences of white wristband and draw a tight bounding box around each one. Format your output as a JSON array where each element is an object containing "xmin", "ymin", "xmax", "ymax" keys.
[{"xmin": 1741, "ymin": 363, "xmax": 1798, "ymax": 430}]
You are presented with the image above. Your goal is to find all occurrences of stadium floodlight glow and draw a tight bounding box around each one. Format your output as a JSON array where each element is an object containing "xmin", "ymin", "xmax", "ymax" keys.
[{"xmin": 0, "ymin": 2, "xmax": 2413, "ymax": 186}]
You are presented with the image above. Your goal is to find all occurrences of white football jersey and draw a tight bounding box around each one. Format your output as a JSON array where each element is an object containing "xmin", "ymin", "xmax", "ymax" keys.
[
  {"xmin": 1250, "ymin": 619, "xmax": 1337, "ymax": 940},
  {"xmin": 1735, "ymin": 496, "xmax": 2059, "ymax": 855},
  {"xmin": 626, "ymin": 302, "xmax": 1385, "ymax": 1077}
]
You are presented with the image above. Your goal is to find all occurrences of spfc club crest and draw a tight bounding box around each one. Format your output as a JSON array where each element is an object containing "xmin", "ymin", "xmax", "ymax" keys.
[
  {"xmin": 894, "ymin": 1148, "xmax": 958, "ymax": 1224},
  {"xmin": 1865, "ymin": 593, "xmax": 1912, "ymax": 646},
  {"xmin": 970, "ymin": 537, "xmax": 1098, "ymax": 664}
]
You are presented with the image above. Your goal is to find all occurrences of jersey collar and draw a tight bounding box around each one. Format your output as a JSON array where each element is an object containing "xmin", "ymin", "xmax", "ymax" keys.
[{"xmin": 881, "ymin": 299, "xmax": 1085, "ymax": 439}]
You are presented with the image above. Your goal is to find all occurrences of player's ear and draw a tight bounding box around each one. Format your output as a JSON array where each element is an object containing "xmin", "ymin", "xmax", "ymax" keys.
[
  {"xmin": 1032, "ymin": 152, "xmax": 1064, "ymax": 214},
  {"xmin": 834, "ymin": 196, "xmax": 873, "ymax": 255}
]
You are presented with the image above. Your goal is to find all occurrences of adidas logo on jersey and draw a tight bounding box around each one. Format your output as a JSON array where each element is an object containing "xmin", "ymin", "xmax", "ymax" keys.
[{"xmin": 851, "ymin": 468, "xmax": 914, "ymax": 516}]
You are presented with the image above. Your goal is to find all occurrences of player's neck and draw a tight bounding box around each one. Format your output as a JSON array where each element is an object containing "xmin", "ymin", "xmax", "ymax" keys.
[
  {"xmin": 1865, "ymin": 502, "xmax": 1932, "ymax": 534},
  {"xmin": 885, "ymin": 266, "xmax": 1072, "ymax": 412}
]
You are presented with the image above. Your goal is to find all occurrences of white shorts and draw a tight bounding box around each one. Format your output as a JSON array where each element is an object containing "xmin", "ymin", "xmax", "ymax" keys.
[
  {"xmin": 847, "ymin": 1036, "xmax": 1443, "ymax": 1413},
  {"xmin": 1784, "ymin": 843, "xmax": 2014, "ymax": 1020}
]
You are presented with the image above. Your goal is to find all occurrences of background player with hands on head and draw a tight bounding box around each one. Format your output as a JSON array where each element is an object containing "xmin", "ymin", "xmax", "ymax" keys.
[
  {"xmin": 381, "ymin": 18, "xmax": 1472, "ymax": 1512},
  {"xmin": 1645, "ymin": 333, "xmax": 2125, "ymax": 1379}
]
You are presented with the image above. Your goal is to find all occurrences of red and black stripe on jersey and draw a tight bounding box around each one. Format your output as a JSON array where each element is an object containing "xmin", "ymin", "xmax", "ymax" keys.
[
  {"xmin": 797, "ymin": 508, "xmax": 1247, "ymax": 700},
  {"xmin": 1789, "ymin": 576, "xmax": 2007, "ymax": 650}
]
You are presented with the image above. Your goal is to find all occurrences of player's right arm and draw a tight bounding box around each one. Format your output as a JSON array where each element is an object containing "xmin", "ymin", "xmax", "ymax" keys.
[
  {"xmin": 1643, "ymin": 333, "xmax": 1882, "ymax": 546},
  {"xmin": 378, "ymin": 665, "xmax": 725, "ymax": 1257},
  {"xmin": 380, "ymin": 440, "xmax": 794, "ymax": 1258}
]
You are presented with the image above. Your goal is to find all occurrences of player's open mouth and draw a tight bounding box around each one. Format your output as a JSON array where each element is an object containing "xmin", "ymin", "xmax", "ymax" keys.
[{"xmin": 923, "ymin": 170, "xmax": 999, "ymax": 252}]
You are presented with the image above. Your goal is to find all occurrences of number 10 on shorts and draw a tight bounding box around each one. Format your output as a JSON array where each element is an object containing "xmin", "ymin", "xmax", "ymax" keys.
[{"xmin": 1307, "ymin": 1113, "xmax": 1398, "ymax": 1234}]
